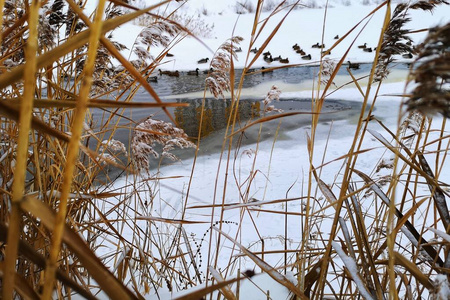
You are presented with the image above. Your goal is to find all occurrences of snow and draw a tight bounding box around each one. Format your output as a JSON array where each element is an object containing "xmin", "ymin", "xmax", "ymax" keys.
[
  {"xmin": 110, "ymin": 1, "xmax": 450, "ymax": 72},
  {"xmin": 331, "ymin": 241, "xmax": 375, "ymax": 300},
  {"xmin": 88, "ymin": 0, "xmax": 450, "ymax": 298}
]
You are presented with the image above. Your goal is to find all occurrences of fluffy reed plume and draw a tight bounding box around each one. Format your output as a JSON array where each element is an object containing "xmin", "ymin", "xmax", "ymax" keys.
[
  {"xmin": 205, "ymin": 36, "xmax": 243, "ymax": 99},
  {"xmin": 263, "ymin": 85, "xmax": 283, "ymax": 113},
  {"xmin": 98, "ymin": 139, "xmax": 128, "ymax": 164},
  {"xmin": 409, "ymin": 0, "xmax": 449, "ymax": 11},
  {"xmin": 131, "ymin": 117, "xmax": 195, "ymax": 172},
  {"xmin": 405, "ymin": 22, "xmax": 450, "ymax": 117},
  {"xmin": 135, "ymin": 19, "xmax": 181, "ymax": 50},
  {"xmin": 319, "ymin": 59, "xmax": 336, "ymax": 87},
  {"xmin": 374, "ymin": 4, "xmax": 413, "ymax": 82}
]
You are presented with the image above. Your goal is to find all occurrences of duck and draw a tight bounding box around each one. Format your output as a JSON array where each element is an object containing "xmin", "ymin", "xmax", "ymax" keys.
[
  {"xmin": 250, "ymin": 47, "xmax": 258, "ymax": 53},
  {"xmin": 302, "ymin": 54, "xmax": 312, "ymax": 60},
  {"xmin": 158, "ymin": 69, "xmax": 170, "ymax": 76},
  {"xmin": 358, "ymin": 43, "xmax": 367, "ymax": 49},
  {"xmin": 292, "ymin": 43, "xmax": 300, "ymax": 50},
  {"xmin": 347, "ymin": 61, "xmax": 360, "ymax": 70},
  {"xmin": 312, "ymin": 43, "xmax": 325, "ymax": 49},
  {"xmin": 273, "ymin": 55, "xmax": 282, "ymax": 61},
  {"xmin": 279, "ymin": 57, "xmax": 289, "ymax": 63},
  {"xmin": 263, "ymin": 51, "xmax": 271, "ymax": 56},
  {"xmin": 147, "ymin": 76, "xmax": 158, "ymax": 82},
  {"xmin": 321, "ymin": 50, "xmax": 331, "ymax": 56},
  {"xmin": 203, "ymin": 68, "xmax": 214, "ymax": 74},
  {"xmin": 334, "ymin": 35, "xmax": 339, "ymax": 39},
  {"xmin": 296, "ymin": 49, "xmax": 306, "ymax": 55},
  {"xmin": 167, "ymin": 70, "xmax": 180, "ymax": 77},
  {"xmin": 166, "ymin": 53, "xmax": 174, "ymax": 57},
  {"xmin": 235, "ymin": 47, "xmax": 242, "ymax": 52},
  {"xmin": 187, "ymin": 68, "xmax": 199, "ymax": 76},
  {"xmin": 363, "ymin": 47, "xmax": 373, "ymax": 52},
  {"xmin": 197, "ymin": 58, "xmax": 209, "ymax": 64},
  {"xmin": 264, "ymin": 55, "xmax": 273, "ymax": 63},
  {"xmin": 402, "ymin": 53, "xmax": 413, "ymax": 59}
]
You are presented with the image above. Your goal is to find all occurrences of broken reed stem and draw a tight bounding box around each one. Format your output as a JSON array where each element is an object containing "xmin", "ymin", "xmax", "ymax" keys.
[
  {"xmin": 42, "ymin": 1, "xmax": 107, "ymax": 298},
  {"xmin": 2, "ymin": 0, "xmax": 40, "ymax": 298}
]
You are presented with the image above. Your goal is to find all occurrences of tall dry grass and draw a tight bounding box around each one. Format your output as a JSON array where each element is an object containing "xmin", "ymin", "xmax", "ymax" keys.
[{"xmin": 0, "ymin": 0, "xmax": 449, "ymax": 299}]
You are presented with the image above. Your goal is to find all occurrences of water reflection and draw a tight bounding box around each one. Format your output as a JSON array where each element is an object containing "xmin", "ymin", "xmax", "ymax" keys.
[{"xmin": 173, "ymin": 98, "xmax": 260, "ymax": 138}]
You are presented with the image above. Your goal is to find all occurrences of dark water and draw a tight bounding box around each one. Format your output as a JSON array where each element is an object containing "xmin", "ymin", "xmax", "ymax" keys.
[
  {"xmin": 90, "ymin": 63, "xmax": 409, "ymax": 176},
  {"xmin": 134, "ymin": 62, "xmax": 408, "ymax": 98}
]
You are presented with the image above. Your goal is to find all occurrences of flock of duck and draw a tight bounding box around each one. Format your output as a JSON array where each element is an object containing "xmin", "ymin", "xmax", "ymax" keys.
[{"xmin": 152, "ymin": 36, "xmax": 415, "ymax": 82}]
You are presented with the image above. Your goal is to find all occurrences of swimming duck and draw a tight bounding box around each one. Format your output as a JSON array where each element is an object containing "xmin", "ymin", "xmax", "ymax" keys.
[
  {"xmin": 235, "ymin": 47, "xmax": 242, "ymax": 52},
  {"xmin": 187, "ymin": 68, "xmax": 200, "ymax": 76},
  {"xmin": 197, "ymin": 58, "xmax": 209, "ymax": 64},
  {"xmin": 347, "ymin": 61, "xmax": 360, "ymax": 70},
  {"xmin": 296, "ymin": 49, "xmax": 306, "ymax": 55},
  {"xmin": 302, "ymin": 54, "xmax": 312, "ymax": 60},
  {"xmin": 147, "ymin": 76, "xmax": 158, "ymax": 82},
  {"xmin": 358, "ymin": 43, "xmax": 367, "ymax": 49},
  {"xmin": 279, "ymin": 57, "xmax": 289, "ymax": 63},
  {"xmin": 293, "ymin": 43, "xmax": 300, "ymax": 50},
  {"xmin": 203, "ymin": 68, "xmax": 214, "ymax": 74},
  {"xmin": 334, "ymin": 35, "xmax": 339, "ymax": 39},
  {"xmin": 250, "ymin": 47, "xmax": 258, "ymax": 53},
  {"xmin": 363, "ymin": 47, "xmax": 373, "ymax": 52},
  {"xmin": 167, "ymin": 70, "xmax": 179, "ymax": 77},
  {"xmin": 312, "ymin": 43, "xmax": 325, "ymax": 49},
  {"xmin": 273, "ymin": 55, "xmax": 282, "ymax": 61},
  {"xmin": 264, "ymin": 55, "xmax": 273, "ymax": 63}
]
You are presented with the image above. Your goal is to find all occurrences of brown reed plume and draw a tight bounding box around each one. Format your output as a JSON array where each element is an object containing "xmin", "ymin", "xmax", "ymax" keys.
[
  {"xmin": 409, "ymin": 0, "xmax": 449, "ymax": 11},
  {"xmin": 374, "ymin": 4, "xmax": 413, "ymax": 82},
  {"xmin": 131, "ymin": 116, "xmax": 195, "ymax": 172},
  {"xmin": 405, "ymin": 22, "xmax": 450, "ymax": 117},
  {"xmin": 205, "ymin": 36, "xmax": 243, "ymax": 99}
]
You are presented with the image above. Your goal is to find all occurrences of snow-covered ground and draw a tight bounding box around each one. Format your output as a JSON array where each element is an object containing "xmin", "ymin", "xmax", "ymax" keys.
[
  {"xmin": 112, "ymin": 0, "xmax": 450, "ymax": 72},
  {"xmin": 92, "ymin": 1, "xmax": 450, "ymax": 298}
]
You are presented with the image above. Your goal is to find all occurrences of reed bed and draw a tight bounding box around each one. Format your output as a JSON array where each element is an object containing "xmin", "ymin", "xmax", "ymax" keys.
[{"xmin": 0, "ymin": 0, "xmax": 449, "ymax": 299}]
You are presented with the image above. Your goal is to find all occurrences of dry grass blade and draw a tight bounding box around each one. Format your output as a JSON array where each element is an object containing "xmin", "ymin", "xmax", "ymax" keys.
[
  {"xmin": 0, "ymin": 223, "xmax": 96, "ymax": 300},
  {"xmin": 353, "ymin": 169, "xmax": 444, "ymax": 268},
  {"xmin": 0, "ymin": 100, "xmax": 70, "ymax": 142},
  {"xmin": 304, "ymin": 258, "xmax": 324, "ymax": 297},
  {"xmin": 417, "ymin": 152, "xmax": 450, "ymax": 230},
  {"xmin": 208, "ymin": 266, "xmax": 237, "ymax": 300},
  {"xmin": 3, "ymin": 0, "xmax": 41, "ymax": 297},
  {"xmin": 0, "ymin": 265, "xmax": 40, "ymax": 300},
  {"xmin": 379, "ymin": 252, "xmax": 434, "ymax": 290},
  {"xmin": 331, "ymin": 242, "xmax": 375, "ymax": 300},
  {"xmin": 212, "ymin": 226, "xmax": 308, "ymax": 300},
  {"xmin": 174, "ymin": 276, "xmax": 246, "ymax": 300},
  {"xmin": 19, "ymin": 195, "xmax": 138, "ymax": 299},
  {"xmin": 64, "ymin": 0, "xmax": 178, "ymax": 123},
  {"xmin": 367, "ymin": 129, "xmax": 443, "ymax": 191},
  {"xmin": 317, "ymin": 178, "xmax": 337, "ymax": 209},
  {"xmin": 0, "ymin": 2, "xmax": 169, "ymax": 91}
]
